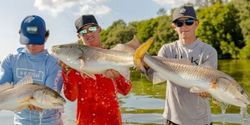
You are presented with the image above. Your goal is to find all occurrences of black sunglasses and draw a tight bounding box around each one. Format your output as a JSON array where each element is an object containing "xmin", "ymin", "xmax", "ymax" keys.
[{"xmin": 174, "ymin": 18, "xmax": 195, "ymax": 27}]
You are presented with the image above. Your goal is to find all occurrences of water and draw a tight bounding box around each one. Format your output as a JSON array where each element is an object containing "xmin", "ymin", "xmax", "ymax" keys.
[{"xmin": 1, "ymin": 59, "xmax": 250, "ymax": 124}]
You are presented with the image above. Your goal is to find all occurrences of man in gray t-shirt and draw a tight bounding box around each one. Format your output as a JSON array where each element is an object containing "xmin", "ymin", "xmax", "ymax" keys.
[{"xmin": 147, "ymin": 5, "xmax": 218, "ymax": 125}]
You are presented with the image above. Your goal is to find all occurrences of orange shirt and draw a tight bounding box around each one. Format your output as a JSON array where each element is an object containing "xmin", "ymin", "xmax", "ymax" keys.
[{"xmin": 62, "ymin": 69, "xmax": 132, "ymax": 125}]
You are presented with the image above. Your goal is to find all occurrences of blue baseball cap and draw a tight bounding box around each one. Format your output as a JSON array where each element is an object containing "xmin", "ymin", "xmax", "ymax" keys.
[{"xmin": 19, "ymin": 15, "xmax": 46, "ymax": 45}]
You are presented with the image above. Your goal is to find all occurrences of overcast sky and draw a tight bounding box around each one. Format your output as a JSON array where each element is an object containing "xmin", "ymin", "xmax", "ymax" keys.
[{"xmin": 0, "ymin": 0, "xmax": 196, "ymax": 60}]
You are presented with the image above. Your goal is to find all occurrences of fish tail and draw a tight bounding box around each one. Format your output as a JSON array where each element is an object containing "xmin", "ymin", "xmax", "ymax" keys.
[
  {"xmin": 125, "ymin": 35, "xmax": 141, "ymax": 49},
  {"xmin": 133, "ymin": 37, "xmax": 154, "ymax": 72}
]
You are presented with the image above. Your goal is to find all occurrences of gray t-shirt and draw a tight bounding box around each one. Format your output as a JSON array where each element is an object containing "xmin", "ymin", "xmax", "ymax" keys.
[{"xmin": 157, "ymin": 39, "xmax": 217, "ymax": 125}]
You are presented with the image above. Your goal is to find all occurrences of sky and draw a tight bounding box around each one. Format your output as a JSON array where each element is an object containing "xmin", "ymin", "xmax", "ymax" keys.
[{"xmin": 0, "ymin": 0, "xmax": 196, "ymax": 60}]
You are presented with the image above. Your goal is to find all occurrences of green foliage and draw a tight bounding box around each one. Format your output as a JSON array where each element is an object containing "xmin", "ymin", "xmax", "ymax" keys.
[
  {"xmin": 220, "ymin": 41, "xmax": 240, "ymax": 59},
  {"xmin": 100, "ymin": 19, "xmax": 136, "ymax": 49},
  {"xmin": 151, "ymin": 16, "xmax": 178, "ymax": 55},
  {"xmin": 134, "ymin": 19, "xmax": 158, "ymax": 42},
  {"xmin": 197, "ymin": 3, "xmax": 244, "ymax": 59},
  {"xmin": 233, "ymin": 0, "xmax": 250, "ymax": 39},
  {"xmin": 233, "ymin": 0, "xmax": 250, "ymax": 58},
  {"xmin": 239, "ymin": 40, "xmax": 250, "ymax": 59}
]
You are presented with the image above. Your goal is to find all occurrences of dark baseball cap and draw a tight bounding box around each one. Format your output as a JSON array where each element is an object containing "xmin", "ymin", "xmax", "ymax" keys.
[
  {"xmin": 75, "ymin": 15, "xmax": 98, "ymax": 33},
  {"xmin": 19, "ymin": 15, "xmax": 47, "ymax": 45},
  {"xmin": 172, "ymin": 5, "xmax": 197, "ymax": 22}
]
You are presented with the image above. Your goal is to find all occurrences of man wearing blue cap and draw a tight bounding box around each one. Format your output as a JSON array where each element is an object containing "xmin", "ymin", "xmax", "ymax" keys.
[
  {"xmin": 143, "ymin": 5, "xmax": 217, "ymax": 125},
  {"xmin": 0, "ymin": 15, "xmax": 63, "ymax": 125}
]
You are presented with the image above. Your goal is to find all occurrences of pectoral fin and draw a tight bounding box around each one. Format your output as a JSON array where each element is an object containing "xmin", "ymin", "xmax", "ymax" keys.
[
  {"xmin": 210, "ymin": 80, "xmax": 218, "ymax": 89},
  {"xmin": 17, "ymin": 96, "xmax": 32, "ymax": 104},
  {"xmin": 15, "ymin": 96, "xmax": 32, "ymax": 112},
  {"xmin": 116, "ymin": 68, "xmax": 130, "ymax": 80},
  {"xmin": 211, "ymin": 98, "xmax": 220, "ymax": 107},
  {"xmin": 81, "ymin": 72, "xmax": 96, "ymax": 79},
  {"xmin": 15, "ymin": 105, "xmax": 29, "ymax": 112},
  {"xmin": 78, "ymin": 57, "xmax": 96, "ymax": 79},
  {"xmin": 152, "ymin": 72, "xmax": 166, "ymax": 84},
  {"xmin": 79, "ymin": 57, "xmax": 85, "ymax": 71}
]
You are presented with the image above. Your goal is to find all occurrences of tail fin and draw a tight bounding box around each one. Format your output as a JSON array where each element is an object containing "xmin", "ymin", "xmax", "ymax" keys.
[
  {"xmin": 125, "ymin": 35, "xmax": 141, "ymax": 50},
  {"xmin": 133, "ymin": 37, "xmax": 154, "ymax": 72},
  {"xmin": 111, "ymin": 35, "xmax": 141, "ymax": 52}
]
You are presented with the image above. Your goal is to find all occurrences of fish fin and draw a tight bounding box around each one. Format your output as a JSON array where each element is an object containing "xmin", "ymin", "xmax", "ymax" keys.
[
  {"xmin": 152, "ymin": 72, "xmax": 166, "ymax": 84},
  {"xmin": 116, "ymin": 68, "xmax": 131, "ymax": 80},
  {"xmin": 79, "ymin": 56, "xmax": 85, "ymax": 70},
  {"xmin": 17, "ymin": 96, "xmax": 32, "ymax": 104},
  {"xmin": 15, "ymin": 96, "xmax": 32, "ymax": 111},
  {"xmin": 111, "ymin": 35, "xmax": 140, "ymax": 52},
  {"xmin": 133, "ymin": 37, "xmax": 154, "ymax": 73},
  {"xmin": 125, "ymin": 35, "xmax": 141, "ymax": 50},
  {"xmin": 111, "ymin": 44, "xmax": 135, "ymax": 53},
  {"xmin": 190, "ymin": 86, "xmax": 206, "ymax": 93},
  {"xmin": 199, "ymin": 63, "xmax": 215, "ymax": 69},
  {"xmin": 16, "ymin": 75, "xmax": 33, "ymax": 85},
  {"xmin": 210, "ymin": 80, "xmax": 218, "ymax": 89},
  {"xmin": 0, "ymin": 83, "xmax": 14, "ymax": 92},
  {"xmin": 211, "ymin": 98, "xmax": 220, "ymax": 107},
  {"xmin": 15, "ymin": 104, "xmax": 29, "ymax": 112},
  {"xmin": 81, "ymin": 72, "xmax": 96, "ymax": 80}
]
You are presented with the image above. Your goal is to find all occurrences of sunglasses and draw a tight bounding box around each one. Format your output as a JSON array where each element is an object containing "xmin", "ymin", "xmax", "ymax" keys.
[
  {"xmin": 174, "ymin": 18, "xmax": 195, "ymax": 27},
  {"xmin": 79, "ymin": 25, "xmax": 98, "ymax": 35}
]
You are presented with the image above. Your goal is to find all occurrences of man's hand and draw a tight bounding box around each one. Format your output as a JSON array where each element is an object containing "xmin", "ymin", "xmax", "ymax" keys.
[
  {"xmin": 27, "ymin": 105, "xmax": 43, "ymax": 112},
  {"xmin": 198, "ymin": 91, "xmax": 211, "ymax": 98},
  {"xmin": 104, "ymin": 69, "xmax": 120, "ymax": 80}
]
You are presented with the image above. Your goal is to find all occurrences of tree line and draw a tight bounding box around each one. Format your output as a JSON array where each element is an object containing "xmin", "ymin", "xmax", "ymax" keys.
[{"xmin": 100, "ymin": 0, "xmax": 250, "ymax": 59}]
